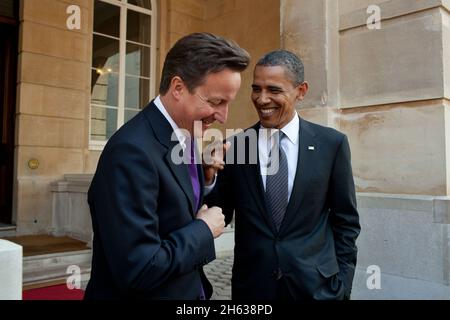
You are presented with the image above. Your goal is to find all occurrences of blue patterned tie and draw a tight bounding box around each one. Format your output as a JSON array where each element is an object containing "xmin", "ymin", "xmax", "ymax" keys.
[{"xmin": 265, "ymin": 131, "xmax": 288, "ymax": 231}]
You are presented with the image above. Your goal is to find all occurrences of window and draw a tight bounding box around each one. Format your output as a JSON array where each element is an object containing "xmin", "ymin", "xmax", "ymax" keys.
[{"xmin": 90, "ymin": 0, "xmax": 156, "ymax": 148}]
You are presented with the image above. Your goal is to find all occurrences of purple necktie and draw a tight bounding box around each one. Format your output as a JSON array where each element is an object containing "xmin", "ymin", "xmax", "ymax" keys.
[
  {"xmin": 187, "ymin": 140, "xmax": 205, "ymax": 299},
  {"xmin": 187, "ymin": 140, "xmax": 200, "ymax": 212}
]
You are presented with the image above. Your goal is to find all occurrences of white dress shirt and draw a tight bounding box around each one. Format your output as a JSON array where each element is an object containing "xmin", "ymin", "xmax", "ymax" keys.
[
  {"xmin": 154, "ymin": 95, "xmax": 189, "ymax": 151},
  {"xmin": 259, "ymin": 114, "xmax": 299, "ymax": 201}
]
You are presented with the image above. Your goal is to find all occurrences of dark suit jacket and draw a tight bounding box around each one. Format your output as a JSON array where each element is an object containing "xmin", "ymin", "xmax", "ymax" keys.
[
  {"xmin": 85, "ymin": 100, "xmax": 216, "ymax": 300},
  {"xmin": 206, "ymin": 117, "xmax": 360, "ymax": 300}
]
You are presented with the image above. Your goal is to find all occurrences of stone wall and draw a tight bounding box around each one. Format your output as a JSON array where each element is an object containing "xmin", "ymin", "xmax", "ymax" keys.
[
  {"xmin": 281, "ymin": 0, "xmax": 450, "ymax": 298},
  {"xmin": 15, "ymin": 0, "xmax": 92, "ymax": 234},
  {"xmin": 205, "ymin": 0, "xmax": 281, "ymax": 133}
]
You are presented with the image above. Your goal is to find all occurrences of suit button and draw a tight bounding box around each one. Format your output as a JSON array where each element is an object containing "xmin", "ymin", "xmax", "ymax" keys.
[{"xmin": 272, "ymin": 268, "xmax": 283, "ymax": 280}]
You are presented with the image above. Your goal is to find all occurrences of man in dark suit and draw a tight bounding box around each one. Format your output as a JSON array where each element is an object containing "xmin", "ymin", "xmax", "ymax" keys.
[
  {"xmin": 85, "ymin": 33, "xmax": 250, "ymax": 300},
  {"xmin": 205, "ymin": 50, "xmax": 360, "ymax": 300}
]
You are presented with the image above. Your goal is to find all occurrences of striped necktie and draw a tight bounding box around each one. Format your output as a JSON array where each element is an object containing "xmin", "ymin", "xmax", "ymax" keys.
[{"xmin": 265, "ymin": 131, "xmax": 288, "ymax": 231}]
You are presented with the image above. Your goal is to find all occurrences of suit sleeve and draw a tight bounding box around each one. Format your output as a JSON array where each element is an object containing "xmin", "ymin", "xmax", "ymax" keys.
[
  {"xmin": 89, "ymin": 141, "xmax": 216, "ymax": 292},
  {"xmin": 328, "ymin": 135, "xmax": 361, "ymax": 297}
]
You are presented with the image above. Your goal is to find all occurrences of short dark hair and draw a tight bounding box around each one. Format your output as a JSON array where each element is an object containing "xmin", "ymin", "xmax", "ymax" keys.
[
  {"xmin": 256, "ymin": 50, "xmax": 305, "ymax": 86},
  {"xmin": 159, "ymin": 33, "xmax": 250, "ymax": 94}
]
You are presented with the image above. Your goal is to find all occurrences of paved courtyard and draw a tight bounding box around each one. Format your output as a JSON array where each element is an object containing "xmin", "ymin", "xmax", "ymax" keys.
[{"xmin": 204, "ymin": 254, "xmax": 233, "ymax": 300}]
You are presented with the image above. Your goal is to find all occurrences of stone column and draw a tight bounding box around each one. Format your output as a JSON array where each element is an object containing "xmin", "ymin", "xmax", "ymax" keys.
[
  {"xmin": 281, "ymin": 0, "xmax": 450, "ymax": 299},
  {"xmin": 281, "ymin": 0, "xmax": 340, "ymax": 125},
  {"xmin": 0, "ymin": 240, "xmax": 23, "ymax": 300}
]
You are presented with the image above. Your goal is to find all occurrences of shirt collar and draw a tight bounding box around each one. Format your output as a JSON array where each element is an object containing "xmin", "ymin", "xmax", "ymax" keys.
[
  {"xmin": 154, "ymin": 95, "xmax": 188, "ymax": 150},
  {"xmin": 260, "ymin": 113, "xmax": 299, "ymax": 145}
]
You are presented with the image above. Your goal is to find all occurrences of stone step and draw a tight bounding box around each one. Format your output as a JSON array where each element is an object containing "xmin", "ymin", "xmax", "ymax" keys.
[
  {"xmin": 0, "ymin": 225, "xmax": 17, "ymax": 238},
  {"xmin": 23, "ymin": 250, "xmax": 92, "ymax": 287}
]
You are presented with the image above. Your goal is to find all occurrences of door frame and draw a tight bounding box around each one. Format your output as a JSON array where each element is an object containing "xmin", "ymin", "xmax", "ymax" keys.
[{"xmin": 0, "ymin": 2, "xmax": 19, "ymax": 224}]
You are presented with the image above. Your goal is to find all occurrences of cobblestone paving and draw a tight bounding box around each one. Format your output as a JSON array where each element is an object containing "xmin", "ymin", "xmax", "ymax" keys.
[{"xmin": 204, "ymin": 254, "xmax": 233, "ymax": 300}]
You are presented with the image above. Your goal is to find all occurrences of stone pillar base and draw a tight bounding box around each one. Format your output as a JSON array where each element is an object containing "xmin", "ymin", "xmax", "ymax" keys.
[
  {"xmin": 353, "ymin": 193, "xmax": 450, "ymax": 299},
  {"xmin": 0, "ymin": 240, "xmax": 23, "ymax": 300}
]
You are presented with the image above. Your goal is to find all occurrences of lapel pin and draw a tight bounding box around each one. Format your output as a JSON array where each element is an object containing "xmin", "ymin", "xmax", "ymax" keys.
[{"xmin": 308, "ymin": 146, "xmax": 315, "ymax": 151}]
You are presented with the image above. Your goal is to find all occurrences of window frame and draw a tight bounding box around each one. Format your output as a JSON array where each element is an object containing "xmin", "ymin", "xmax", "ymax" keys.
[{"xmin": 89, "ymin": 0, "xmax": 157, "ymax": 150}]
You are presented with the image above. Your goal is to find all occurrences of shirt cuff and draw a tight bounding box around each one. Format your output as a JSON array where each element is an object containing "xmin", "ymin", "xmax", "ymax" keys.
[{"xmin": 204, "ymin": 174, "xmax": 217, "ymax": 196}]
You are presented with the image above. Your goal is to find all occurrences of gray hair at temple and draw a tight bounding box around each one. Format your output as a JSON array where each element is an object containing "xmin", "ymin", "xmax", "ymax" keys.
[{"xmin": 256, "ymin": 50, "xmax": 305, "ymax": 86}]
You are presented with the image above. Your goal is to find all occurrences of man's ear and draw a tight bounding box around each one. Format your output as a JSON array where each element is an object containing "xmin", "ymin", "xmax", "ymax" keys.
[
  {"xmin": 296, "ymin": 81, "xmax": 309, "ymax": 101},
  {"xmin": 169, "ymin": 76, "xmax": 185, "ymax": 101}
]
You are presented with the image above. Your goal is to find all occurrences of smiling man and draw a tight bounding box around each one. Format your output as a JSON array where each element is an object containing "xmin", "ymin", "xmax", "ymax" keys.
[
  {"xmin": 205, "ymin": 50, "xmax": 361, "ymax": 300},
  {"xmin": 85, "ymin": 33, "xmax": 250, "ymax": 300}
]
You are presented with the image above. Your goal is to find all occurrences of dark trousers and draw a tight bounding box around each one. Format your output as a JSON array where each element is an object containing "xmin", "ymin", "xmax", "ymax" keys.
[{"xmin": 275, "ymin": 277, "xmax": 295, "ymax": 300}]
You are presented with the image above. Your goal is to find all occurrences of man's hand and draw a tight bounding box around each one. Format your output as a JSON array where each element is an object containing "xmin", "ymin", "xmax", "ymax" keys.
[
  {"xmin": 203, "ymin": 141, "xmax": 231, "ymax": 186},
  {"xmin": 196, "ymin": 204, "xmax": 225, "ymax": 238}
]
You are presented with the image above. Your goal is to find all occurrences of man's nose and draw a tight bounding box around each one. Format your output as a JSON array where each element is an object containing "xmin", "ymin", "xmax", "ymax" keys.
[
  {"xmin": 257, "ymin": 91, "xmax": 270, "ymax": 105},
  {"xmin": 214, "ymin": 105, "xmax": 228, "ymax": 124}
]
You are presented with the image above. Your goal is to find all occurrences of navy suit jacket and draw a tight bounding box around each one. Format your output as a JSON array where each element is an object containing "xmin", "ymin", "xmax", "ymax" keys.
[
  {"xmin": 206, "ymin": 117, "xmax": 360, "ymax": 300},
  {"xmin": 85, "ymin": 100, "xmax": 215, "ymax": 300}
]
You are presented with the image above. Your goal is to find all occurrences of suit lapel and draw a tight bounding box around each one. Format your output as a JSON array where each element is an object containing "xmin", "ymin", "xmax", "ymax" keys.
[
  {"xmin": 279, "ymin": 117, "xmax": 318, "ymax": 235},
  {"xmin": 164, "ymin": 151, "xmax": 196, "ymax": 217},
  {"xmin": 143, "ymin": 101, "xmax": 196, "ymax": 217},
  {"xmin": 242, "ymin": 123, "xmax": 278, "ymax": 235}
]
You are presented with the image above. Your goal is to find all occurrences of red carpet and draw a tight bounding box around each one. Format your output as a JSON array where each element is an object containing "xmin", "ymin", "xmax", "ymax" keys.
[{"xmin": 23, "ymin": 284, "xmax": 84, "ymax": 300}]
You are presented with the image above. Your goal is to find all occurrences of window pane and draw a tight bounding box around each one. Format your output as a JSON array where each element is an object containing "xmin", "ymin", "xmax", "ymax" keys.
[
  {"xmin": 0, "ymin": 0, "xmax": 17, "ymax": 19},
  {"xmin": 126, "ymin": 43, "xmax": 150, "ymax": 77},
  {"xmin": 94, "ymin": 0, "xmax": 120, "ymax": 38},
  {"xmin": 125, "ymin": 109, "xmax": 141, "ymax": 123},
  {"xmin": 127, "ymin": 10, "xmax": 151, "ymax": 45},
  {"xmin": 92, "ymin": 35, "xmax": 120, "ymax": 73},
  {"xmin": 125, "ymin": 77, "xmax": 150, "ymax": 109},
  {"xmin": 127, "ymin": 0, "xmax": 152, "ymax": 9},
  {"xmin": 90, "ymin": 106, "xmax": 118, "ymax": 141},
  {"xmin": 91, "ymin": 71, "xmax": 119, "ymax": 107}
]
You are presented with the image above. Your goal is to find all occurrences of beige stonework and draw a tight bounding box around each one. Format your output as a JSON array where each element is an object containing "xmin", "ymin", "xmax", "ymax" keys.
[
  {"xmin": 340, "ymin": 6, "xmax": 445, "ymax": 108},
  {"xmin": 83, "ymin": 150, "xmax": 101, "ymax": 173},
  {"xmin": 21, "ymin": 0, "xmax": 89, "ymax": 34},
  {"xmin": 339, "ymin": 100, "xmax": 447, "ymax": 195},
  {"xmin": 169, "ymin": 10, "xmax": 205, "ymax": 35},
  {"xmin": 58, "ymin": 0, "xmax": 91, "ymax": 8},
  {"xmin": 339, "ymin": 0, "xmax": 391, "ymax": 16},
  {"xmin": 21, "ymin": 21, "xmax": 89, "ymax": 63},
  {"xmin": 297, "ymin": 107, "xmax": 340, "ymax": 129},
  {"xmin": 18, "ymin": 83, "xmax": 85, "ymax": 119},
  {"xmin": 205, "ymin": 0, "xmax": 281, "ymax": 133},
  {"xmin": 340, "ymin": 0, "xmax": 445, "ymax": 30},
  {"xmin": 281, "ymin": 0, "xmax": 340, "ymax": 109},
  {"xmin": 16, "ymin": 146, "xmax": 84, "ymax": 178},
  {"xmin": 13, "ymin": 0, "xmax": 93, "ymax": 235},
  {"xmin": 15, "ymin": 178, "xmax": 54, "ymax": 235},
  {"xmin": 445, "ymin": 100, "xmax": 450, "ymax": 195},
  {"xmin": 17, "ymin": 114, "xmax": 84, "ymax": 149},
  {"xmin": 18, "ymin": 52, "xmax": 89, "ymax": 91},
  {"xmin": 166, "ymin": 0, "xmax": 206, "ymax": 48},
  {"xmin": 443, "ymin": 8, "xmax": 450, "ymax": 99},
  {"xmin": 168, "ymin": 0, "xmax": 205, "ymax": 19}
]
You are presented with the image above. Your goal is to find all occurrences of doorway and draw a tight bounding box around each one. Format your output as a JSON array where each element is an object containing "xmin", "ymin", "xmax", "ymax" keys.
[{"xmin": 0, "ymin": 1, "xmax": 19, "ymax": 224}]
